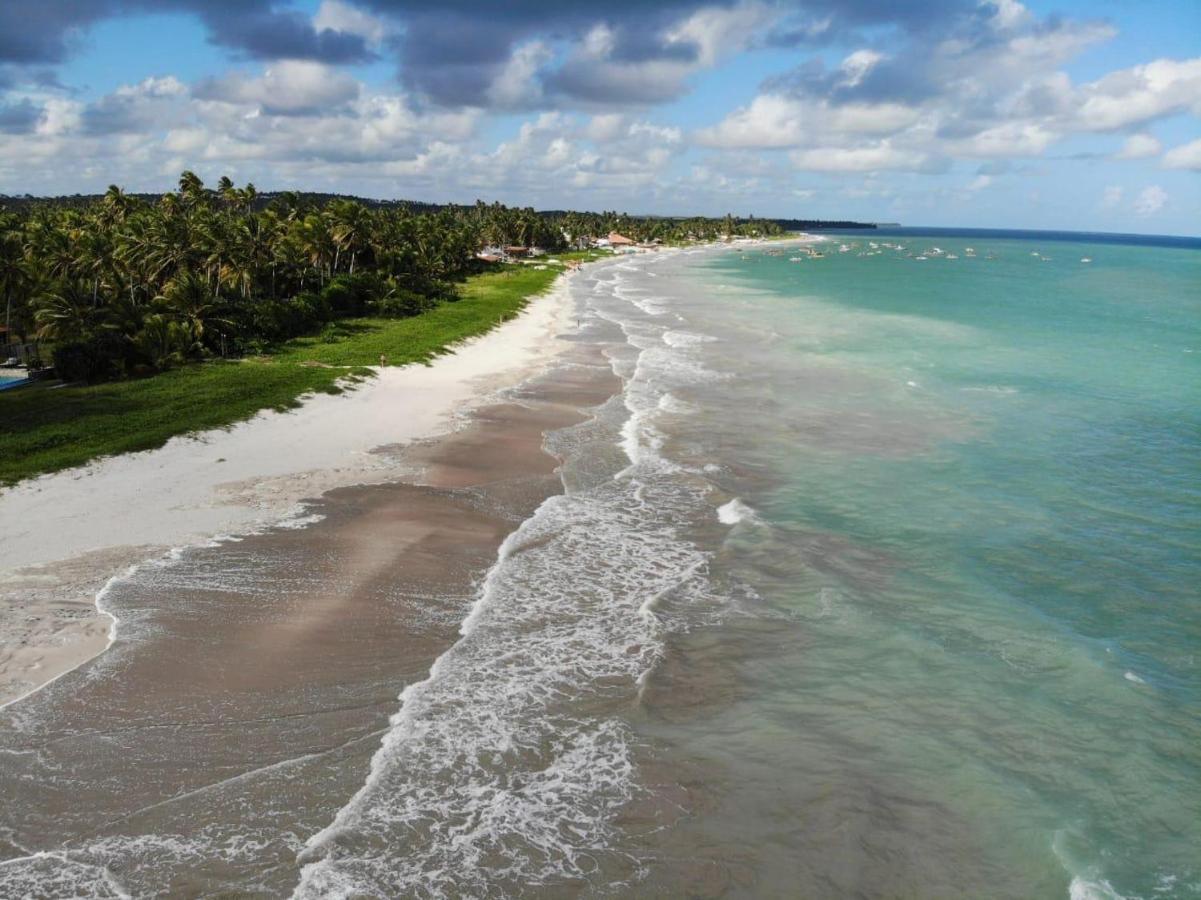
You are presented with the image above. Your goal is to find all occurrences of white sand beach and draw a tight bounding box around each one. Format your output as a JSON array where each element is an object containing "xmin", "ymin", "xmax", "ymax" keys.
[{"xmin": 0, "ymin": 273, "xmax": 578, "ymax": 707}]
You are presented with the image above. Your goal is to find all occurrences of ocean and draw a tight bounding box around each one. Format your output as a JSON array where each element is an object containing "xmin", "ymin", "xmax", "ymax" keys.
[
  {"xmin": 1, "ymin": 230, "xmax": 1198, "ymax": 897},
  {"xmin": 303, "ymin": 232, "xmax": 1199, "ymax": 897}
]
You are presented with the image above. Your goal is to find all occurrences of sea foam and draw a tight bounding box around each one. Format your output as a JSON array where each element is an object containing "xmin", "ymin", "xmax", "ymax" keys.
[{"xmin": 294, "ymin": 256, "xmax": 732, "ymax": 896}]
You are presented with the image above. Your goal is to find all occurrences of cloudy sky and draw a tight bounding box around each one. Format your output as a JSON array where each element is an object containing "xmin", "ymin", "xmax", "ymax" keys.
[{"xmin": 0, "ymin": 0, "xmax": 1198, "ymax": 233}]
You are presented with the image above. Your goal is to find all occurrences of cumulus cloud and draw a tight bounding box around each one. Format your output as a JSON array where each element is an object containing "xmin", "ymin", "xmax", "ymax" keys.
[
  {"xmin": 0, "ymin": 0, "xmax": 1196, "ymax": 220},
  {"xmin": 1133, "ymin": 185, "xmax": 1167, "ymax": 216},
  {"xmin": 1162, "ymin": 138, "xmax": 1201, "ymax": 171},
  {"xmin": 0, "ymin": 1, "xmax": 376, "ymax": 67},
  {"xmin": 485, "ymin": 41, "xmax": 553, "ymax": 109},
  {"xmin": 331, "ymin": 0, "xmax": 780, "ymax": 109},
  {"xmin": 312, "ymin": 0, "xmax": 393, "ymax": 48},
  {"xmin": 789, "ymin": 143, "xmax": 940, "ymax": 173},
  {"xmin": 194, "ymin": 62, "xmax": 360, "ymax": 117},
  {"xmin": 545, "ymin": 3, "xmax": 772, "ymax": 107},
  {"xmin": 1114, "ymin": 133, "xmax": 1162, "ymax": 160},
  {"xmin": 696, "ymin": 0, "xmax": 1201, "ymax": 178},
  {"xmin": 1073, "ymin": 58, "xmax": 1201, "ymax": 131},
  {"xmin": 81, "ymin": 76, "xmax": 187, "ymax": 135},
  {"xmin": 1100, "ymin": 185, "xmax": 1123, "ymax": 208},
  {"xmin": 0, "ymin": 65, "xmax": 481, "ymax": 197}
]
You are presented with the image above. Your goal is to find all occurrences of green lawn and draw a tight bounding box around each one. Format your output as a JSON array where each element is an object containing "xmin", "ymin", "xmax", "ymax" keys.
[{"xmin": 0, "ymin": 264, "xmax": 561, "ymax": 486}]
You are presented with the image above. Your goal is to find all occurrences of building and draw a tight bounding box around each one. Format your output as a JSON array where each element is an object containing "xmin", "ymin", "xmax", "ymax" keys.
[{"xmin": 608, "ymin": 232, "xmax": 635, "ymax": 246}]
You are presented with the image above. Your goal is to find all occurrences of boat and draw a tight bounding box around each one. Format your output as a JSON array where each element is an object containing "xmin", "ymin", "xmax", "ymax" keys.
[{"xmin": 1080, "ymin": 257, "xmax": 1092, "ymax": 263}]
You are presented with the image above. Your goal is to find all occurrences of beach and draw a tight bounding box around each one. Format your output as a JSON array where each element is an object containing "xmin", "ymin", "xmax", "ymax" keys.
[
  {"xmin": 1, "ymin": 235, "xmax": 1198, "ymax": 897},
  {"xmin": 0, "ymin": 269, "xmax": 577, "ymax": 708}
]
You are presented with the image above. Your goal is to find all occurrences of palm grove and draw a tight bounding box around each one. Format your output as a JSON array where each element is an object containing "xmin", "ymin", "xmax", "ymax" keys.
[{"xmin": 0, "ymin": 172, "xmax": 781, "ymax": 383}]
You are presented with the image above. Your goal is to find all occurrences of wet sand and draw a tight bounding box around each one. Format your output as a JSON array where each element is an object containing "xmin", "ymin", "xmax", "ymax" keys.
[
  {"xmin": 0, "ymin": 296, "xmax": 624, "ymax": 895},
  {"xmin": 0, "ymin": 275, "xmax": 575, "ymax": 707}
]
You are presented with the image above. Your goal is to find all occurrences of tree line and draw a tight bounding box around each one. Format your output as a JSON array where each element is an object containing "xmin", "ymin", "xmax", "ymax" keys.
[{"xmin": 0, "ymin": 172, "xmax": 781, "ymax": 383}]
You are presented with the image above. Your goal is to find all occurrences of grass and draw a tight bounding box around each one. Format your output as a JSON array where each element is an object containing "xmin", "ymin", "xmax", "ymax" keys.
[{"xmin": 0, "ymin": 264, "xmax": 561, "ymax": 486}]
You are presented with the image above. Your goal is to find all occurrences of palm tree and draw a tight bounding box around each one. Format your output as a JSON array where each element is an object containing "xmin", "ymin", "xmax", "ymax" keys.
[
  {"xmin": 328, "ymin": 200, "xmax": 370, "ymax": 275},
  {"xmin": 0, "ymin": 168, "xmax": 780, "ymax": 387},
  {"xmin": 0, "ymin": 222, "xmax": 27, "ymax": 340},
  {"xmin": 33, "ymin": 279, "xmax": 98, "ymax": 341},
  {"xmin": 158, "ymin": 269, "xmax": 229, "ymax": 345}
]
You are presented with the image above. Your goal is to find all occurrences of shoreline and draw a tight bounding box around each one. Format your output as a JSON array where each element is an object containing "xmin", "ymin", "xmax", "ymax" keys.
[
  {"xmin": 0, "ymin": 268, "xmax": 581, "ymax": 708},
  {"xmin": 0, "ymin": 238, "xmax": 783, "ymax": 709},
  {"xmin": 0, "ymin": 265, "xmax": 625, "ymax": 895}
]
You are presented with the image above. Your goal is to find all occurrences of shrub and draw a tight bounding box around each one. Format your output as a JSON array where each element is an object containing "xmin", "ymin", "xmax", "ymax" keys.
[
  {"xmin": 131, "ymin": 314, "xmax": 192, "ymax": 371},
  {"xmin": 321, "ymin": 273, "xmax": 382, "ymax": 316},
  {"xmin": 52, "ymin": 337, "xmax": 122, "ymax": 384},
  {"xmin": 372, "ymin": 288, "xmax": 439, "ymax": 318}
]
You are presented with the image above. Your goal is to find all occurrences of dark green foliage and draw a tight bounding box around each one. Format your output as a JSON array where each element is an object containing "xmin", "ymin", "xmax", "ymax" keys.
[
  {"xmin": 1, "ymin": 171, "xmax": 783, "ymax": 391},
  {"xmin": 372, "ymin": 287, "xmax": 438, "ymax": 318},
  {"xmin": 1, "ymin": 265, "xmax": 557, "ymax": 485},
  {"xmin": 321, "ymin": 273, "xmax": 381, "ymax": 317},
  {"xmin": 52, "ymin": 338, "xmax": 121, "ymax": 384}
]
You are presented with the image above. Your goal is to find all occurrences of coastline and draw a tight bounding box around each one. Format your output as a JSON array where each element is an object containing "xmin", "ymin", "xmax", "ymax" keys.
[
  {"xmin": 0, "ymin": 268, "xmax": 579, "ymax": 708},
  {"xmin": 0, "ymin": 259, "xmax": 625, "ymax": 895},
  {"xmin": 0, "ymin": 237, "xmax": 806, "ymax": 709}
]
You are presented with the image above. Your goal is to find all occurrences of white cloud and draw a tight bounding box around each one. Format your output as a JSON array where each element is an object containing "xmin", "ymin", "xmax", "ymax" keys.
[
  {"xmin": 696, "ymin": 94, "xmax": 921, "ymax": 150},
  {"xmin": 551, "ymin": 1, "xmax": 772, "ymax": 106},
  {"xmin": 1163, "ymin": 138, "xmax": 1201, "ymax": 171},
  {"xmin": 1114, "ymin": 133, "xmax": 1162, "ymax": 160},
  {"xmin": 1074, "ymin": 58, "xmax": 1201, "ymax": 132},
  {"xmin": 666, "ymin": 1, "xmax": 772, "ymax": 68},
  {"xmin": 696, "ymin": 94, "xmax": 803, "ymax": 148},
  {"xmin": 790, "ymin": 142, "xmax": 933, "ymax": 173},
  {"xmin": 1133, "ymin": 185, "xmax": 1167, "ymax": 216},
  {"xmin": 198, "ymin": 61, "xmax": 360, "ymax": 116},
  {"xmin": 695, "ymin": 18, "xmax": 1199, "ymax": 171},
  {"xmin": 486, "ymin": 41, "xmax": 552, "ymax": 109},
  {"xmin": 116, "ymin": 75, "xmax": 185, "ymax": 100},
  {"xmin": 312, "ymin": 0, "xmax": 392, "ymax": 47},
  {"xmin": 988, "ymin": 0, "xmax": 1033, "ymax": 31},
  {"xmin": 1100, "ymin": 185, "xmax": 1123, "ymax": 208},
  {"xmin": 953, "ymin": 122, "xmax": 1056, "ymax": 157},
  {"xmin": 839, "ymin": 49, "xmax": 884, "ymax": 88},
  {"xmin": 584, "ymin": 113, "xmax": 626, "ymax": 143},
  {"xmin": 36, "ymin": 97, "xmax": 81, "ymax": 136}
]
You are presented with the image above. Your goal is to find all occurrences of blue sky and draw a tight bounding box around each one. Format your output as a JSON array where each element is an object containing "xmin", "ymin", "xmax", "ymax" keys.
[{"xmin": 0, "ymin": 0, "xmax": 1197, "ymax": 233}]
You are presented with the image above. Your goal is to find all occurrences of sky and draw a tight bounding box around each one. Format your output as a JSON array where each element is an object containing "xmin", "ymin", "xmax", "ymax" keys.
[{"xmin": 0, "ymin": 0, "xmax": 1198, "ymax": 233}]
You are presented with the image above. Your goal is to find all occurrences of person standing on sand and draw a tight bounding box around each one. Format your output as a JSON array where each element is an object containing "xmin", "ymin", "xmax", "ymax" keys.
[{"xmin": 379, "ymin": 354, "xmax": 388, "ymax": 366}]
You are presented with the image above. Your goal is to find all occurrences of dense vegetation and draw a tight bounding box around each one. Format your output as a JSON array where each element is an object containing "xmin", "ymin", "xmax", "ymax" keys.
[
  {"xmin": 0, "ymin": 172, "xmax": 782, "ymax": 384},
  {"xmin": 0, "ymin": 264, "xmax": 561, "ymax": 485},
  {"xmin": 0, "ymin": 173, "xmax": 786, "ymax": 484}
]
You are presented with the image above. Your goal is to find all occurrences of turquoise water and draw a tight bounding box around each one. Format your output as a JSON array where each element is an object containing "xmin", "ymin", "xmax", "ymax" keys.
[
  {"xmin": 3, "ymin": 235, "xmax": 1193, "ymax": 896},
  {"xmin": 631, "ymin": 236, "xmax": 1200, "ymax": 897}
]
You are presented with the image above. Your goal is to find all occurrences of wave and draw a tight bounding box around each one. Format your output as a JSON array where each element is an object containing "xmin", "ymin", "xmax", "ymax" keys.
[
  {"xmin": 293, "ymin": 260, "xmax": 736, "ymax": 896},
  {"xmin": 717, "ymin": 498, "xmax": 758, "ymax": 525},
  {"xmin": 662, "ymin": 330, "xmax": 718, "ymax": 348}
]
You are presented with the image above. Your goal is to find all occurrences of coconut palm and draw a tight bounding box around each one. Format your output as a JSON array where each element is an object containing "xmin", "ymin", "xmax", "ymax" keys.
[{"xmin": 0, "ymin": 169, "xmax": 781, "ymax": 385}]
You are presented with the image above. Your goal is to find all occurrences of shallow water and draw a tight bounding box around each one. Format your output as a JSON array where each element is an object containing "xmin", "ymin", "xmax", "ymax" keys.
[
  {"xmin": 298, "ymin": 239, "xmax": 1200, "ymax": 897},
  {"xmin": 613, "ymin": 238, "xmax": 1201, "ymax": 898},
  {"xmin": 2, "ymin": 237, "xmax": 1198, "ymax": 897}
]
